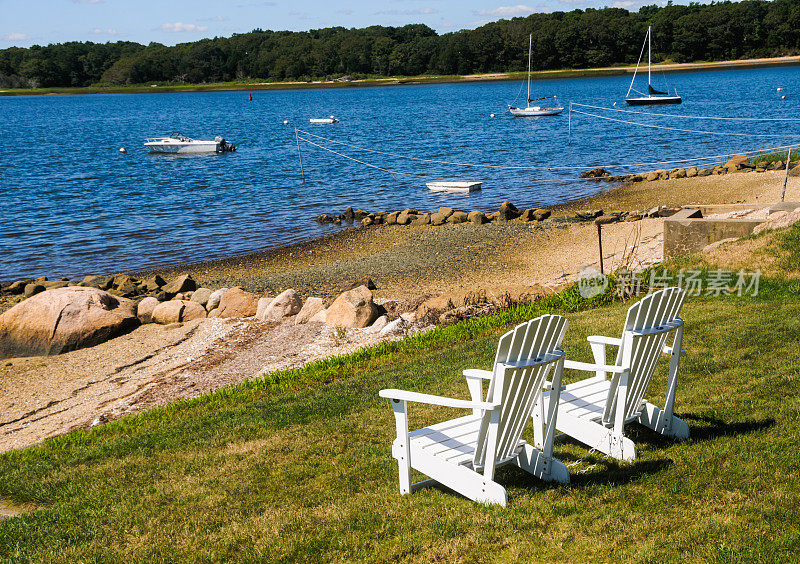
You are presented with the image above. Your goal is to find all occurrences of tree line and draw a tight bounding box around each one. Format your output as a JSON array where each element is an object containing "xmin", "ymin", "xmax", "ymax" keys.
[{"xmin": 2, "ymin": 0, "xmax": 800, "ymax": 89}]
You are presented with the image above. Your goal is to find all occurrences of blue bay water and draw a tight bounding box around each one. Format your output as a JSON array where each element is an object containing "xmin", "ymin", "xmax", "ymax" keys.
[{"xmin": 1, "ymin": 65, "xmax": 799, "ymax": 280}]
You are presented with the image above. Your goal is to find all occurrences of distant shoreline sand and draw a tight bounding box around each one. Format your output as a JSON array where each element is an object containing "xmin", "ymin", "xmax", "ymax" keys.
[{"xmin": 2, "ymin": 55, "xmax": 799, "ymax": 97}]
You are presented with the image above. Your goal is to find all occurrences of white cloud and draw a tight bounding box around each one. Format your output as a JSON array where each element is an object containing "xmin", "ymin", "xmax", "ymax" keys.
[
  {"xmin": 337, "ymin": 8, "xmax": 354, "ymax": 15},
  {"xmin": 612, "ymin": 0, "xmax": 635, "ymax": 6},
  {"xmin": 158, "ymin": 22, "xmax": 209, "ymax": 33},
  {"xmin": 376, "ymin": 8, "xmax": 439, "ymax": 15},
  {"xmin": 288, "ymin": 10, "xmax": 314, "ymax": 20},
  {"xmin": 91, "ymin": 28, "xmax": 119, "ymax": 35},
  {"xmin": 475, "ymin": 4, "xmax": 537, "ymax": 17},
  {"xmin": 3, "ymin": 32, "xmax": 31, "ymax": 41},
  {"xmin": 197, "ymin": 15, "xmax": 229, "ymax": 22}
]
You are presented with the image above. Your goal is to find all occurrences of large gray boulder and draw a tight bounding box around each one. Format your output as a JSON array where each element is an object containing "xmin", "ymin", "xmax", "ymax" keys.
[
  {"xmin": 0, "ymin": 287, "xmax": 139, "ymax": 359},
  {"xmin": 206, "ymin": 288, "xmax": 228, "ymax": 311},
  {"xmin": 325, "ymin": 285, "xmax": 379, "ymax": 328},
  {"xmin": 295, "ymin": 297, "xmax": 326, "ymax": 324},
  {"xmin": 190, "ymin": 287, "xmax": 213, "ymax": 308},
  {"xmin": 257, "ymin": 289, "xmax": 302, "ymax": 322}
]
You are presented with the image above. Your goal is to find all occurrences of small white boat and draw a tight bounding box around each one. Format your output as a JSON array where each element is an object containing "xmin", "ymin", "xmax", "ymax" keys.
[
  {"xmin": 310, "ymin": 116, "xmax": 339, "ymax": 124},
  {"xmin": 144, "ymin": 133, "xmax": 236, "ymax": 154},
  {"xmin": 426, "ymin": 181, "xmax": 482, "ymax": 193},
  {"xmin": 508, "ymin": 35, "xmax": 563, "ymax": 117},
  {"xmin": 509, "ymin": 105, "xmax": 563, "ymax": 117}
]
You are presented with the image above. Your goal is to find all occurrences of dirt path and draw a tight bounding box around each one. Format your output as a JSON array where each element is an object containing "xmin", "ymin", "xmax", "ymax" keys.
[{"xmin": 0, "ymin": 318, "xmax": 385, "ymax": 453}]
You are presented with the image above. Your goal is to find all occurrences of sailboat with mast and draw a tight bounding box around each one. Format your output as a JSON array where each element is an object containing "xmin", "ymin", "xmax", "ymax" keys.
[
  {"xmin": 625, "ymin": 26, "xmax": 681, "ymax": 105},
  {"xmin": 508, "ymin": 34, "xmax": 563, "ymax": 116}
]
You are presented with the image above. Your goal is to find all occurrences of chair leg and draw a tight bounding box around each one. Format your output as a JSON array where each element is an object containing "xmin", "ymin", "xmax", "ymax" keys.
[
  {"xmin": 390, "ymin": 399, "xmax": 411, "ymax": 494},
  {"xmin": 637, "ymin": 401, "xmax": 690, "ymax": 440},
  {"xmin": 409, "ymin": 448, "xmax": 507, "ymax": 506},
  {"xmin": 515, "ymin": 444, "xmax": 570, "ymax": 484},
  {"xmin": 557, "ymin": 410, "xmax": 637, "ymax": 461},
  {"xmin": 532, "ymin": 396, "xmax": 545, "ymax": 449}
]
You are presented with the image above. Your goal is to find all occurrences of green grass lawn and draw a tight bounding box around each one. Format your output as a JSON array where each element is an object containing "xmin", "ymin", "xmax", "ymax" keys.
[{"xmin": 1, "ymin": 272, "xmax": 799, "ymax": 561}]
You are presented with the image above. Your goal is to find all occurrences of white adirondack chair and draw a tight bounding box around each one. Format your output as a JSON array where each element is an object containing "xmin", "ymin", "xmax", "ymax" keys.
[
  {"xmin": 379, "ymin": 314, "xmax": 571, "ymax": 506},
  {"xmin": 548, "ymin": 287, "xmax": 690, "ymax": 462}
]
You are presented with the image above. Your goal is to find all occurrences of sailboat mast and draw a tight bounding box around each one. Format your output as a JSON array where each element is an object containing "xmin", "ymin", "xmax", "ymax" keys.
[
  {"xmin": 648, "ymin": 26, "xmax": 651, "ymax": 89},
  {"xmin": 527, "ymin": 34, "xmax": 532, "ymax": 104}
]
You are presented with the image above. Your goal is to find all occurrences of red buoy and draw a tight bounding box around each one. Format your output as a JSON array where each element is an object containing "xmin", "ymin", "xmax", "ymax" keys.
[{"xmin": 248, "ymin": 93, "xmax": 253, "ymax": 101}]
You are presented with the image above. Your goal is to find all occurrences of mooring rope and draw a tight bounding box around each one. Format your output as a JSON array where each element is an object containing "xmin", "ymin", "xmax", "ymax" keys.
[
  {"xmin": 572, "ymin": 102, "xmax": 800, "ymax": 122},
  {"xmin": 298, "ymin": 133, "xmax": 797, "ymax": 183},
  {"xmin": 296, "ymin": 128, "xmax": 800, "ymax": 171},
  {"xmin": 570, "ymin": 109, "xmax": 800, "ymax": 138},
  {"xmin": 297, "ymin": 136, "xmax": 431, "ymax": 178},
  {"xmin": 300, "ymin": 135, "xmax": 615, "ymax": 183}
]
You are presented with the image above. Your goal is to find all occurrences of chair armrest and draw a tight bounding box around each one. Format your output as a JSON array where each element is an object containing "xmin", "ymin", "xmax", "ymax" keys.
[
  {"xmin": 587, "ymin": 335, "xmax": 622, "ymax": 347},
  {"xmin": 379, "ymin": 389, "xmax": 500, "ymax": 411},
  {"xmin": 463, "ymin": 368, "xmax": 493, "ymax": 380},
  {"xmin": 564, "ymin": 360, "xmax": 627, "ymax": 373}
]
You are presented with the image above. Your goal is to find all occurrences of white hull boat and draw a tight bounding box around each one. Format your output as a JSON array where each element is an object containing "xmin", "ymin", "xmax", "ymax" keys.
[
  {"xmin": 144, "ymin": 133, "xmax": 236, "ymax": 154},
  {"xmin": 624, "ymin": 27, "xmax": 682, "ymax": 106},
  {"xmin": 509, "ymin": 105, "xmax": 563, "ymax": 116},
  {"xmin": 509, "ymin": 35, "xmax": 563, "ymax": 117},
  {"xmin": 426, "ymin": 181, "xmax": 482, "ymax": 193},
  {"xmin": 310, "ymin": 117, "xmax": 339, "ymax": 124}
]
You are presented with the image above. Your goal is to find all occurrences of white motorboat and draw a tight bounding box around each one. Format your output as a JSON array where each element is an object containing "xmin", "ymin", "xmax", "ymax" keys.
[
  {"xmin": 426, "ymin": 181, "xmax": 482, "ymax": 193},
  {"xmin": 309, "ymin": 116, "xmax": 340, "ymax": 124},
  {"xmin": 144, "ymin": 133, "xmax": 236, "ymax": 154},
  {"xmin": 508, "ymin": 35, "xmax": 563, "ymax": 117},
  {"xmin": 624, "ymin": 27, "xmax": 682, "ymax": 105}
]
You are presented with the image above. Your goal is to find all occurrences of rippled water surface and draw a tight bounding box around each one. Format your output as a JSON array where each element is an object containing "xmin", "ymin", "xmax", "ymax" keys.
[{"xmin": 2, "ymin": 65, "xmax": 799, "ymax": 279}]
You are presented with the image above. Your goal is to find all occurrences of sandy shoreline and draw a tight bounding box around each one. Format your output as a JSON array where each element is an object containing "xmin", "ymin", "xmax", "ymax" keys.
[
  {"xmin": 2, "ymin": 55, "xmax": 799, "ymax": 97},
  {"xmin": 145, "ymin": 170, "xmax": 800, "ymax": 299},
  {"xmin": 1, "ymin": 171, "xmax": 798, "ymax": 453}
]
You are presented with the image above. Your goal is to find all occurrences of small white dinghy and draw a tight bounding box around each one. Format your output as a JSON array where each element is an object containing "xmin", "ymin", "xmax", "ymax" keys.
[
  {"xmin": 310, "ymin": 116, "xmax": 339, "ymax": 124},
  {"xmin": 426, "ymin": 181, "xmax": 482, "ymax": 193}
]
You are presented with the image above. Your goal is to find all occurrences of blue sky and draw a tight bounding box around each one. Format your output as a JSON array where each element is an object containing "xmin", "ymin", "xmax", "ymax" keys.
[{"xmin": 1, "ymin": 0, "xmax": 668, "ymax": 48}]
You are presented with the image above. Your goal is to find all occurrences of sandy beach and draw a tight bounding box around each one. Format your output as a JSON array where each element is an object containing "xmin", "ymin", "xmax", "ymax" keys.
[{"xmin": 2, "ymin": 169, "xmax": 798, "ymax": 453}]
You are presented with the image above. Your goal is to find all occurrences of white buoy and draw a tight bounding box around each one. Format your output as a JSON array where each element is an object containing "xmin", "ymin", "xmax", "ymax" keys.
[
  {"xmin": 613, "ymin": 102, "xmax": 617, "ymax": 106},
  {"xmin": 778, "ymin": 87, "xmax": 783, "ymax": 91},
  {"xmin": 329, "ymin": 115, "xmax": 335, "ymax": 119},
  {"xmin": 283, "ymin": 119, "xmax": 289, "ymax": 124},
  {"xmin": 782, "ymin": 95, "xmax": 787, "ymax": 99},
  {"xmin": 119, "ymin": 147, "xmax": 126, "ymax": 153},
  {"xmin": 490, "ymin": 113, "xmax": 495, "ymax": 117}
]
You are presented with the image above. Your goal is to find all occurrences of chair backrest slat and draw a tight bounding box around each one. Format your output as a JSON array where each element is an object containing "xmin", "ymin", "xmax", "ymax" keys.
[
  {"xmin": 474, "ymin": 314, "xmax": 568, "ymax": 467},
  {"xmin": 603, "ymin": 287, "xmax": 686, "ymax": 424}
]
